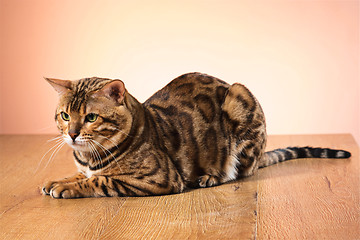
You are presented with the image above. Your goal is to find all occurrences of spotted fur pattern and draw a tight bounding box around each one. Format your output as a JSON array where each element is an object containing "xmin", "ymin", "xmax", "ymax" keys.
[{"xmin": 42, "ymin": 72, "xmax": 351, "ymax": 198}]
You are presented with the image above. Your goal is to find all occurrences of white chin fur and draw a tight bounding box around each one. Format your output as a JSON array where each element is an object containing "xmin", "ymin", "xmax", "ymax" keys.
[
  {"xmin": 63, "ymin": 136, "xmax": 91, "ymax": 152},
  {"xmin": 71, "ymin": 144, "xmax": 91, "ymax": 152}
]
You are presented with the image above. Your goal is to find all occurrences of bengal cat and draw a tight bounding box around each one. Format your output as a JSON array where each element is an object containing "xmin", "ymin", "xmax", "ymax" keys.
[{"xmin": 42, "ymin": 72, "xmax": 351, "ymax": 198}]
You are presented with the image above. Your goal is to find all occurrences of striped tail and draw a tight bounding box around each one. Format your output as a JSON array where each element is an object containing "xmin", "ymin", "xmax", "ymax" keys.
[{"xmin": 259, "ymin": 147, "xmax": 351, "ymax": 168}]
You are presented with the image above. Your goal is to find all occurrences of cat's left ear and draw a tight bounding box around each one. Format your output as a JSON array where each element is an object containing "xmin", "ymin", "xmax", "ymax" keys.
[
  {"xmin": 44, "ymin": 77, "xmax": 72, "ymax": 95},
  {"xmin": 93, "ymin": 80, "xmax": 126, "ymax": 104}
]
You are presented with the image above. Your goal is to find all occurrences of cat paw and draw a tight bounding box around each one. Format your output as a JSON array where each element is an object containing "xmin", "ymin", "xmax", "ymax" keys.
[
  {"xmin": 49, "ymin": 183, "xmax": 81, "ymax": 199},
  {"xmin": 197, "ymin": 175, "xmax": 219, "ymax": 188},
  {"xmin": 42, "ymin": 181, "xmax": 58, "ymax": 195}
]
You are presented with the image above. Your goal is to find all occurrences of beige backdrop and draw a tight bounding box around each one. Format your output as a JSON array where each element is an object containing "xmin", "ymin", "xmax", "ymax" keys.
[{"xmin": 0, "ymin": 0, "xmax": 359, "ymax": 144}]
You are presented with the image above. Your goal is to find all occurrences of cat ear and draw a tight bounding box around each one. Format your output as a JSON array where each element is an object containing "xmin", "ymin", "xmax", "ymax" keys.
[
  {"xmin": 93, "ymin": 80, "xmax": 126, "ymax": 104},
  {"xmin": 44, "ymin": 77, "xmax": 72, "ymax": 95}
]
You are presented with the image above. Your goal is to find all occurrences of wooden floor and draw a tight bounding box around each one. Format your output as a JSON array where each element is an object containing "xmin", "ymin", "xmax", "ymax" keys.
[{"xmin": 0, "ymin": 134, "xmax": 359, "ymax": 239}]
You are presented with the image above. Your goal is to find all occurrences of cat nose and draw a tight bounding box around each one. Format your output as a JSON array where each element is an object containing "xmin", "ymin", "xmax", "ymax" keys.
[{"xmin": 69, "ymin": 132, "xmax": 79, "ymax": 142}]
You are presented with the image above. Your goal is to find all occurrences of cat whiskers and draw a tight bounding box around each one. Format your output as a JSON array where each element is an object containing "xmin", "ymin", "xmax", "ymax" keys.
[
  {"xmin": 111, "ymin": 127, "xmax": 134, "ymax": 138},
  {"xmin": 97, "ymin": 135, "xmax": 119, "ymax": 149},
  {"xmin": 46, "ymin": 135, "xmax": 63, "ymax": 143},
  {"xmin": 35, "ymin": 137, "xmax": 65, "ymax": 173},
  {"xmin": 44, "ymin": 141, "xmax": 66, "ymax": 170},
  {"xmin": 86, "ymin": 142, "xmax": 97, "ymax": 164},
  {"xmin": 91, "ymin": 139, "xmax": 122, "ymax": 171},
  {"xmin": 87, "ymin": 141, "xmax": 104, "ymax": 169}
]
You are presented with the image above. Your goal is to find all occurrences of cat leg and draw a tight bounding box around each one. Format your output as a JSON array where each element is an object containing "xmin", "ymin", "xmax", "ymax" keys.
[
  {"xmin": 197, "ymin": 174, "xmax": 220, "ymax": 188},
  {"xmin": 42, "ymin": 172, "xmax": 86, "ymax": 195},
  {"xmin": 221, "ymin": 83, "xmax": 267, "ymax": 179},
  {"xmin": 49, "ymin": 176, "xmax": 120, "ymax": 198},
  {"xmin": 49, "ymin": 175, "xmax": 183, "ymax": 198},
  {"xmin": 235, "ymin": 140, "xmax": 265, "ymax": 177}
]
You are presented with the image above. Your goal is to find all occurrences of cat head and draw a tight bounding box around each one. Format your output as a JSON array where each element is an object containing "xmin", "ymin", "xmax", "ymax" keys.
[{"xmin": 45, "ymin": 77, "xmax": 136, "ymax": 152}]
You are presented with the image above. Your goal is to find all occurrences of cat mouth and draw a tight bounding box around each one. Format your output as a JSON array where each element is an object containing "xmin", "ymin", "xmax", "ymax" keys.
[{"xmin": 64, "ymin": 138, "xmax": 90, "ymax": 151}]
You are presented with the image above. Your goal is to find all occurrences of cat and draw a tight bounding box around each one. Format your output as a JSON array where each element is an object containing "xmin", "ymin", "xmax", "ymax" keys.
[{"xmin": 42, "ymin": 72, "xmax": 351, "ymax": 198}]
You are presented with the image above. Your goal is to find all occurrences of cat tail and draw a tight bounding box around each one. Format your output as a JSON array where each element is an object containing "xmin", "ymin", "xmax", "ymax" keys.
[{"xmin": 259, "ymin": 147, "xmax": 351, "ymax": 168}]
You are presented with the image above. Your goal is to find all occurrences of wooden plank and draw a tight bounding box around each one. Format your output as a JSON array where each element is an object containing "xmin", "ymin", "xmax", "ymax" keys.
[
  {"xmin": 98, "ymin": 182, "xmax": 257, "ymax": 239},
  {"xmin": 0, "ymin": 135, "xmax": 257, "ymax": 239},
  {"xmin": 258, "ymin": 134, "xmax": 360, "ymax": 239}
]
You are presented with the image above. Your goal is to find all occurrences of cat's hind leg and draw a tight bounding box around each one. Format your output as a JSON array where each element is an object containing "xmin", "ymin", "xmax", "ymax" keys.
[
  {"xmin": 221, "ymin": 83, "xmax": 267, "ymax": 179},
  {"xmin": 233, "ymin": 139, "xmax": 266, "ymax": 178},
  {"xmin": 197, "ymin": 174, "xmax": 220, "ymax": 188},
  {"xmin": 192, "ymin": 83, "xmax": 267, "ymax": 188}
]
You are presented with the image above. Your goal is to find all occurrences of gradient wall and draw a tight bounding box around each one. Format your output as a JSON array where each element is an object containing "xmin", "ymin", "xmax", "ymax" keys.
[{"xmin": 1, "ymin": 0, "xmax": 359, "ymax": 144}]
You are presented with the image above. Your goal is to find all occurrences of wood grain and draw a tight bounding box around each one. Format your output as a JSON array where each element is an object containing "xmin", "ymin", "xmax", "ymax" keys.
[
  {"xmin": 258, "ymin": 134, "xmax": 360, "ymax": 240},
  {"xmin": 0, "ymin": 134, "xmax": 358, "ymax": 239}
]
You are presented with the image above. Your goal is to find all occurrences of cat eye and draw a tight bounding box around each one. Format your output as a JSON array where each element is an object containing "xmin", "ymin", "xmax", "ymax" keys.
[
  {"xmin": 86, "ymin": 113, "xmax": 98, "ymax": 123},
  {"xmin": 60, "ymin": 112, "xmax": 70, "ymax": 121}
]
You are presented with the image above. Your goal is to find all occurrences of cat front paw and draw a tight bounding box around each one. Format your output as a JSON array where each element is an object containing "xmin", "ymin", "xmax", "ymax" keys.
[
  {"xmin": 49, "ymin": 183, "xmax": 82, "ymax": 199},
  {"xmin": 42, "ymin": 181, "xmax": 58, "ymax": 195}
]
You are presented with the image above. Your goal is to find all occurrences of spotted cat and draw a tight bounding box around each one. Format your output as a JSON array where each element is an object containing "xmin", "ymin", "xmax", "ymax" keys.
[{"xmin": 42, "ymin": 72, "xmax": 351, "ymax": 198}]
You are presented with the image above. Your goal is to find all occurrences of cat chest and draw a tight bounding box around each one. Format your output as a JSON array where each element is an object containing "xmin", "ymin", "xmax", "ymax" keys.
[{"xmin": 74, "ymin": 161, "xmax": 102, "ymax": 178}]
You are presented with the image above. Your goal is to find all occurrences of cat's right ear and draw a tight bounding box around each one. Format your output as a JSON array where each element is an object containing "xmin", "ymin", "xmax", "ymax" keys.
[{"xmin": 44, "ymin": 77, "xmax": 72, "ymax": 95}]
